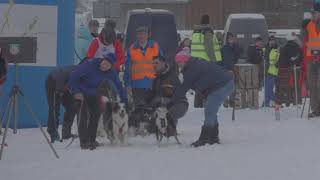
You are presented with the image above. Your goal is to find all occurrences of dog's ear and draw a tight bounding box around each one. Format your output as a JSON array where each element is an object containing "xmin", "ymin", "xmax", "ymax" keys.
[
  {"xmin": 112, "ymin": 103, "xmax": 120, "ymax": 111},
  {"xmin": 124, "ymin": 104, "xmax": 129, "ymax": 112}
]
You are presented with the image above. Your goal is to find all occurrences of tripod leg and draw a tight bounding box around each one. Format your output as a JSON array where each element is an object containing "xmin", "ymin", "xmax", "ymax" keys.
[
  {"xmin": 13, "ymin": 93, "xmax": 18, "ymax": 134},
  {"xmin": 1, "ymin": 96, "xmax": 12, "ymax": 135},
  {"xmin": 21, "ymin": 95, "xmax": 59, "ymax": 159},
  {"xmin": 232, "ymin": 106, "xmax": 235, "ymax": 121},
  {"xmin": 0, "ymin": 96, "xmax": 14, "ymax": 160}
]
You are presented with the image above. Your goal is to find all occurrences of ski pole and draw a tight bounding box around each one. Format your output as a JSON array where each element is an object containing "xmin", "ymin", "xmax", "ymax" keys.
[
  {"xmin": 301, "ymin": 94, "xmax": 307, "ymax": 118},
  {"xmin": 293, "ymin": 65, "xmax": 299, "ymax": 117}
]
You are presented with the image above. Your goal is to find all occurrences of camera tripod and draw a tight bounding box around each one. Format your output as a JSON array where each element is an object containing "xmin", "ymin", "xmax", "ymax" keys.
[{"xmin": 0, "ymin": 63, "xmax": 59, "ymax": 160}]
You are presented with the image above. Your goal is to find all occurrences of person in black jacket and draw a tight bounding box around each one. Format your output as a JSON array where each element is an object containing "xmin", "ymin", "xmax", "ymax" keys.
[
  {"xmin": 45, "ymin": 65, "xmax": 77, "ymax": 143},
  {"xmin": 277, "ymin": 38, "xmax": 302, "ymax": 106},
  {"xmin": 221, "ymin": 33, "xmax": 240, "ymax": 107},
  {"xmin": 145, "ymin": 56, "xmax": 188, "ymax": 136},
  {"xmin": 221, "ymin": 33, "xmax": 240, "ymax": 71},
  {"xmin": 247, "ymin": 37, "xmax": 264, "ymax": 64},
  {"xmin": 247, "ymin": 37, "xmax": 265, "ymax": 89},
  {"xmin": 172, "ymin": 52, "xmax": 234, "ymax": 148},
  {"xmin": 278, "ymin": 39, "xmax": 302, "ymax": 68}
]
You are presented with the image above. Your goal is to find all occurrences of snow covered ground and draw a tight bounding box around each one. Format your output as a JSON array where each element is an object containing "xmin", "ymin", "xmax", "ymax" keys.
[{"xmin": 1, "ymin": 95, "xmax": 320, "ymax": 180}]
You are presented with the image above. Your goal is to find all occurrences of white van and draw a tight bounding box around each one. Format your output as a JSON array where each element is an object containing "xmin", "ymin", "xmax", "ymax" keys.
[{"xmin": 223, "ymin": 14, "xmax": 269, "ymax": 62}]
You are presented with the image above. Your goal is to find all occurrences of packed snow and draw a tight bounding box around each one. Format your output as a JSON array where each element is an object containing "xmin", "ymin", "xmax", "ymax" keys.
[{"xmin": 1, "ymin": 95, "xmax": 320, "ymax": 180}]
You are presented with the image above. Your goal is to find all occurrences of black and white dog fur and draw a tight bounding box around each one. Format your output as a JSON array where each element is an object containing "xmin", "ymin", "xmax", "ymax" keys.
[
  {"xmin": 152, "ymin": 104, "xmax": 181, "ymax": 145},
  {"xmin": 97, "ymin": 81, "xmax": 129, "ymax": 145},
  {"xmin": 153, "ymin": 105, "xmax": 168, "ymax": 144}
]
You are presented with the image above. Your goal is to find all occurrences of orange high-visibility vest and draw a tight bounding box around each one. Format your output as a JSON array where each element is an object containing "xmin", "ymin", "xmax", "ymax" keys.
[
  {"xmin": 306, "ymin": 21, "xmax": 320, "ymax": 57},
  {"xmin": 129, "ymin": 42, "xmax": 159, "ymax": 80}
]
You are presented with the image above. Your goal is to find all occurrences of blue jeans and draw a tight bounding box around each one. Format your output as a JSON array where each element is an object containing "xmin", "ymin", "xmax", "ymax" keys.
[
  {"xmin": 204, "ymin": 81, "xmax": 235, "ymax": 127},
  {"xmin": 264, "ymin": 75, "xmax": 276, "ymax": 107}
]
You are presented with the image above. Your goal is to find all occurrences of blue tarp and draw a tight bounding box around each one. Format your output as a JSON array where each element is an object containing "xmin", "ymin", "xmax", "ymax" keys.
[{"xmin": 0, "ymin": 0, "xmax": 75, "ymax": 128}]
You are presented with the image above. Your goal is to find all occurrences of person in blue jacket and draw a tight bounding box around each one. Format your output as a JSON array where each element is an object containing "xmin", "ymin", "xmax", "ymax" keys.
[
  {"xmin": 68, "ymin": 53, "xmax": 127, "ymax": 150},
  {"xmin": 74, "ymin": 20, "xmax": 99, "ymax": 63},
  {"xmin": 172, "ymin": 51, "xmax": 234, "ymax": 148}
]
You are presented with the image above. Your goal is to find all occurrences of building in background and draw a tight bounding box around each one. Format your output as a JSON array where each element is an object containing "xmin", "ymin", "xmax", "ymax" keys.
[{"xmin": 94, "ymin": 0, "xmax": 313, "ymax": 31}]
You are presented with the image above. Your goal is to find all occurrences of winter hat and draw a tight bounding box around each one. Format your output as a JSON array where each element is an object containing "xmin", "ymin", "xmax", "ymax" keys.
[
  {"xmin": 268, "ymin": 36, "xmax": 276, "ymax": 41},
  {"xmin": 255, "ymin": 37, "xmax": 263, "ymax": 42},
  {"xmin": 226, "ymin": 32, "xmax": 234, "ymax": 40},
  {"xmin": 200, "ymin": 14, "xmax": 210, "ymax": 25},
  {"xmin": 102, "ymin": 53, "xmax": 116, "ymax": 65},
  {"xmin": 136, "ymin": 26, "xmax": 149, "ymax": 33},
  {"xmin": 287, "ymin": 32, "xmax": 297, "ymax": 41},
  {"xmin": 104, "ymin": 19, "xmax": 116, "ymax": 29},
  {"xmin": 88, "ymin": 20, "xmax": 99, "ymax": 28},
  {"xmin": 103, "ymin": 26, "xmax": 116, "ymax": 44},
  {"xmin": 304, "ymin": 12, "xmax": 312, "ymax": 20},
  {"xmin": 175, "ymin": 47, "xmax": 191, "ymax": 63}
]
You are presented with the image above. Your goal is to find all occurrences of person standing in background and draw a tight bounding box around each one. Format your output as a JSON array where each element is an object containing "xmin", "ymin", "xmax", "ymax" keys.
[
  {"xmin": 74, "ymin": 20, "xmax": 99, "ymax": 63},
  {"xmin": 86, "ymin": 20, "xmax": 125, "ymax": 72}
]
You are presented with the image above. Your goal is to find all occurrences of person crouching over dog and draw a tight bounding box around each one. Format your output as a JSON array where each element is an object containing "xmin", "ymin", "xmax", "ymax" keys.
[
  {"xmin": 68, "ymin": 53, "xmax": 127, "ymax": 150},
  {"xmin": 172, "ymin": 50, "xmax": 234, "ymax": 147},
  {"xmin": 145, "ymin": 55, "xmax": 188, "ymax": 136},
  {"xmin": 45, "ymin": 65, "xmax": 77, "ymax": 143}
]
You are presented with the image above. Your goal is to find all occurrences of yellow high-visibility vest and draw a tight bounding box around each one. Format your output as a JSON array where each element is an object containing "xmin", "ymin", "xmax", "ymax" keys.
[
  {"xmin": 191, "ymin": 32, "xmax": 222, "ymax": 62},
  {"xmin": 267, "ymin": 48, "xmax": 280, "ymax": 76}
]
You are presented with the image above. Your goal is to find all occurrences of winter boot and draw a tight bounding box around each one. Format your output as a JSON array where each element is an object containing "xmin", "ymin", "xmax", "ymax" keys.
[
  {"xmin": 308, "ymin": 111, "xmax": 320, "ymax": 118},
  {"xmin": 62, "ymin": 133, "xmax": 78, "ymax": 140},
  {"xmin": 50, "ymin": 130, "xmax": 61, "ymax": 143},
  {"xmin": 89, "ymin": 140, "xmax": 102, "ymax": 150},
  {"xmin": 80, "ymin": 141, "xmax": 90, "ymax": 150},
  {"xmin": 191, "ymin": 124, "xmax": 220, "ymax": 148}
]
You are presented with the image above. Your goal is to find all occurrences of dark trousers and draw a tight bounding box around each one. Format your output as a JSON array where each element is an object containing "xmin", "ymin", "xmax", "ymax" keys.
[
  {"xmin": 167, "ymin": 101, "xmax": 189, "ymax": 126},
  {"xmin": 45, "ymin": 77, "xmax": 59, "ymax": 136},
  {"xmin": 61, "ymin": 92, "xmax": 77, "ymax": 137},
  {"xmin": 45, "ymin": 76, "xmax": 76, "ymax": 137},
  {"xmin": 307, "ymin": 62, "xmax": 320, "ymax": 113},
  {"xmin": 75, "ymin": 96, "xmax": 100, "ymax": 144},
  {"xmin": 132, "ymin": 88, "xmax": 149, "ymax": 107}
]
